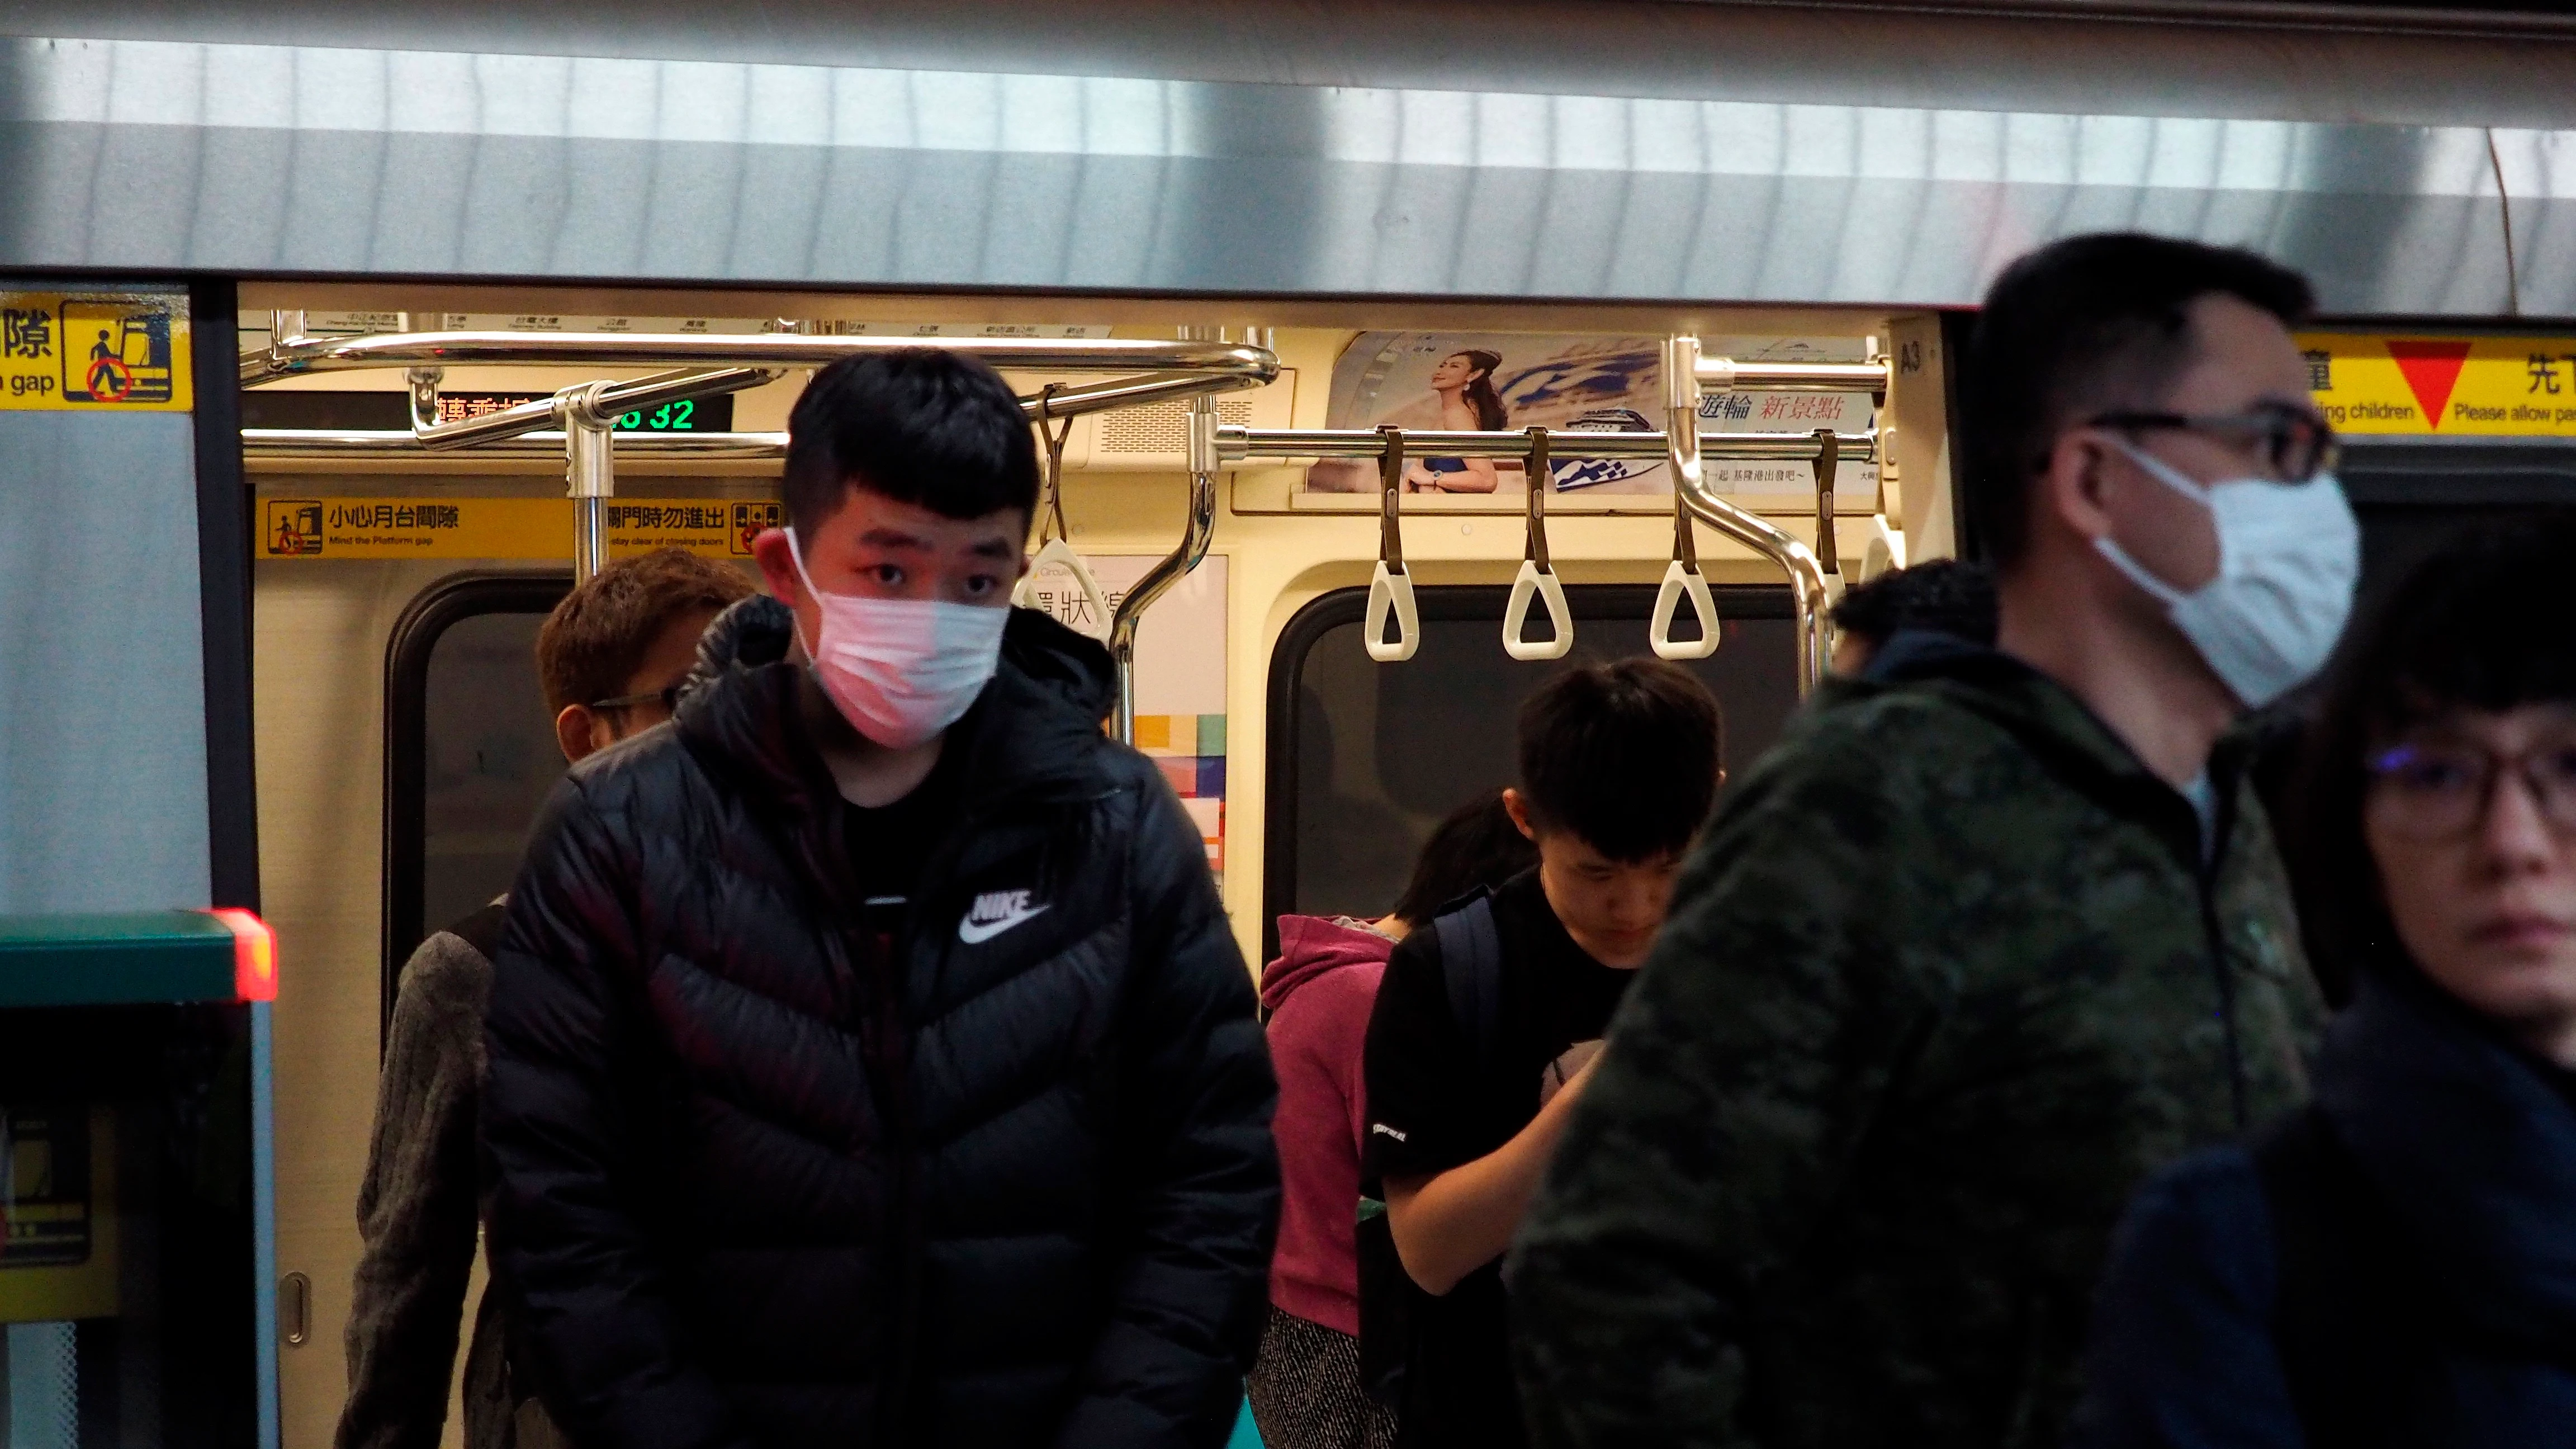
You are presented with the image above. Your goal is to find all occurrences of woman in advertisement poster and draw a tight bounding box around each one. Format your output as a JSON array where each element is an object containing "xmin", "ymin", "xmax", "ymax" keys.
[{"xmin": 1405, "ymin": 349, "xmax": 1509, "ymax": 493}]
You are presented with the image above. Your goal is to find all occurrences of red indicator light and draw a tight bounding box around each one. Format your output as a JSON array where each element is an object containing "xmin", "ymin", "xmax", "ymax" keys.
[{"xmin": 210, "ymin": 908, "xmax": 277, "ymax": 1002}]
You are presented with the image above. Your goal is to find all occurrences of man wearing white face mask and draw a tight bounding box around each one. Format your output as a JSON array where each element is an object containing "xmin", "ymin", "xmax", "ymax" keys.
[
  {"xmin": 1512, "ymin": 234, "xmax": 2341, "ymax": 1449},
  {"xmin": 482, "ymin": 350, "xmax": 1280, "ymax": 1449}
]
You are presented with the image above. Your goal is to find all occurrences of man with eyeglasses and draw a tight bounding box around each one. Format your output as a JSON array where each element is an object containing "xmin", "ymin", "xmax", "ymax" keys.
[
  {"xmin": 1510, "ymin": 234, "xmax": 2348, "ymax": 1449},
  {"xmin": 341, "ymin": 548, "xmax": 749, "ymax": 1449}
]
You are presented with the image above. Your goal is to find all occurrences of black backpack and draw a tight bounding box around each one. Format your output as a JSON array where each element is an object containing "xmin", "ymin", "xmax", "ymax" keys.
[{"xmin": 1356, "ymin": 892, "xmax": 1507, "ymax": 1405}]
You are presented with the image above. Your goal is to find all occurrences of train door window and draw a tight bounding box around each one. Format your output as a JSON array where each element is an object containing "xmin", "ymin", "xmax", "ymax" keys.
[
  {"xmin": 1264, "ymin": 584, "xmax": 1797, "ymax": 947},
  {"xmin": 2339, "ymin": 441, "xmax": 2576, "ymax": 623},
  {"xmin": 382, "ymin": 574, "xmax": 570, "ymax": 1045}
]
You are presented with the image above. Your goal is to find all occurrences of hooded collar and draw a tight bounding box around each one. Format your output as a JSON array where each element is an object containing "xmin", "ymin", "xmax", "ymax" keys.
[
  {"xmin": 1261, "ymin": 915, "xmax": 1397, "ymax": 1015},
  {"xmin": 1820, "ymin": 636, "xmax": 2226, "ymax": 872},
  {"xmin": 674, "ymin": 594, "xmax": 1121, "ymax": 822},
  {"xmin": 2317, "ymin": 964, "xmax": 2576, "ymax": 1358}
]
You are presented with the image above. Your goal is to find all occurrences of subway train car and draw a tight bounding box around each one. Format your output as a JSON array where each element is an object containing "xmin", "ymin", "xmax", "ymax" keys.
[{"xmin": 1, "ymin": 2, "xmax": 2574, "ymax": 1446}]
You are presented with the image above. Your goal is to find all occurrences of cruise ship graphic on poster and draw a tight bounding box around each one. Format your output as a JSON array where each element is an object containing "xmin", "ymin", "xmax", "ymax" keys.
[{"xmin": 1301, "ymin": 332, "xmax": 1878, "ymax": 498}]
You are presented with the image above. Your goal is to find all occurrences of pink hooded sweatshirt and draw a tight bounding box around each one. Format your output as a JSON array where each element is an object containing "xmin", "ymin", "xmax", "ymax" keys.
[{"xmin": 1259, "ymin": 914, "xmax": 1397, "ymax": 1335}]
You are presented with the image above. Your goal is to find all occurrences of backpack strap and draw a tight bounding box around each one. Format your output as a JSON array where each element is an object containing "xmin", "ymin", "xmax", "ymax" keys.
[
  {"xmin": 441, "ymin": 898, "xmax": 510, "ymax": 963},
  {"xmin": 1432, "ymin": 892, "xmax": 1505, "ymax": 1076}
]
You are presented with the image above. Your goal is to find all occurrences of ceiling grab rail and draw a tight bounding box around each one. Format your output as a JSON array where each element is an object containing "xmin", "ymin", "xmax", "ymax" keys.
[
  {"xmin": 1106, "ymin": 394, "xmax": 1220, "ymax": 744},
  {"xmin": 243, "ymin": 320, "xmax": 1281, "ymax": 467},
  {"xmin": 1211, "ymin": 427, "xmax": 1876, "ymax": 463},
  {"xmin": 1676, "ymin": 337, "xmax": 1838, "ymax": 694},
  {"xmin": 245, "ymin": 320, "xmax": 1279, "ymax": 393},
  {"xmin": 1012, "ymin": 385, "xmax": 1115, "ymax": 635},
  {"xmin": 399, "ymin": 366, "xmax": 781, "ymax": 582},
  {"xmin": 1364, "ymin": 424, "xmax": 1422, "ymax": 663},
  {"xmin": 1503, "ymin": 425, "xmax": 1573, "ymax": 661},
  {"xmin": 1650, "ymin": 337, "xmax": 1722, "ymax": 662}
]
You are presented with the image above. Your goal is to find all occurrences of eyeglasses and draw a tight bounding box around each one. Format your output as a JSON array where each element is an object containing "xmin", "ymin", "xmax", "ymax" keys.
[
  {"xmin": 2087, "ymin": 402, "xmax": 2341, "ymax": 484},
  {"xmin": 586, "ymin": 684, "xmax": 683, "ymax": 715},
  {"xmin": 2363, "ymin": 736, "xmax": 2576, "ymax": 841}
]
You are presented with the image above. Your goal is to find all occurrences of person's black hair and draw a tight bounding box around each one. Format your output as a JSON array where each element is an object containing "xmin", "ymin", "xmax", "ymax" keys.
[
  {"xmin": 2284, "ymin": 510, "xmax": 2576, "ymax": 1006},
  {"xmin": 1391, "ymin": 793, "xmax": 1540, "ymax": 927},
  {"xmin": 1828, "ymin": 558, "xmax": 1998, "ymax": 650},
  {"xmin": 1453, "ymin": 349, "xmax": 1508, "ymax": 432},
  {"xmin": 1516, "ymin": 657, "xmax": 1723, "ymax": 863},
  {"xmin": 782, "ymin": 349, "xmax": 1039, "ymax": 537},
  {"xmin": 1959, "ymin": 233, "xmax": 2315, "ymax": 569}
]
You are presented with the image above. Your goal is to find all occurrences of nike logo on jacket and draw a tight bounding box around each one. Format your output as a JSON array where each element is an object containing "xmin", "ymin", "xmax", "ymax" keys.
[{"xmin": 959, "ymin": 889, "xmax": 1049, "ymax": 944}]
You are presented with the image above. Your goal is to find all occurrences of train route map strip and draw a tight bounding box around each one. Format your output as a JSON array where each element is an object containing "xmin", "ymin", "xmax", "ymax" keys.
[
  {"xmin": 0, "ymin": 288, "xmax": 193, "ymax": 411},
  {"xmin": 2300, "ymin": 333, "xmax": 2576, "ymax": 436},
  {"xmin": 256, "ymin": 498, "xmax": 776, "ymax": 560}
]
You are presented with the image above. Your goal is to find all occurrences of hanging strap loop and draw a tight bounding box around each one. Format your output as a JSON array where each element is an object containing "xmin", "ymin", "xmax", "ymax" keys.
[
  {"xmin": 1012, "ymin": 384, "xmax": 1113, "ymax": 636},
  {"xmin": 1366, "ymin": 424, "xmax": 1419, "ymax": 662},
  {"xmin": 1504, "ymin": 426, "xmax": 1573, "ymax": 661},
  {"xmin": 1812, "ymin": 426, "xmax": 1841, "ymax": 580},
  {"xmin": 1652, "ymin": 345, "xmax": 1721, "ymax": 660}
]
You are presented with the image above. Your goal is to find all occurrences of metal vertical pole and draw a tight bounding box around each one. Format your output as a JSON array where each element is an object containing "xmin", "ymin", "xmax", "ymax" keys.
[
  {"xmin": 564, "ymin": 382, "xmax": 615, "ymax": 583},
  {"xmin": 1108, "ymin": 392, "xmax": 1219, "ymax": 742},
  {"xmin": 1671, "ymin": 337, "xmax": 1836, "ymax": 693},
  {"xmin": 404, "ymin": 367, "xmax": 443, "ymax": 432}
]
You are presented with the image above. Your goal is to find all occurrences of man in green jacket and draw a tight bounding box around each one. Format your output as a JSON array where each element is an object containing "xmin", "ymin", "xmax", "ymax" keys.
[{"xmin": 1508, "ymin": 233, "xmax": 2357, "ymax": 1448}]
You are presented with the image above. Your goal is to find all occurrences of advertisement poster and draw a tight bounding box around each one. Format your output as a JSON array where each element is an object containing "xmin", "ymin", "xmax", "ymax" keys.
[
  {"xmin": 1301, "ymin": 332, "xmax": 1877, "ymax": 496},
  {"xmin": 1019, "ymin": 555, "xmax": 1229, "ymax": 880}
]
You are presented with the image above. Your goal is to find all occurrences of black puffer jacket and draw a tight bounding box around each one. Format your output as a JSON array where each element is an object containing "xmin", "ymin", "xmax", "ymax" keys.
[{"xmin": 482, "ymin": 596, "xmax": 1278, "ymax": 1449}]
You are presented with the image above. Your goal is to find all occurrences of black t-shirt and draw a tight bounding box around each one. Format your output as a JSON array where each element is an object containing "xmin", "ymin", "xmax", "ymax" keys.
[
  {"xmin": 842, "ymin": 742, "xmax": 964, "ymax": 912},
  {"xmin": 1361, "ymin": 868, "xmax": 1637, "ymax": 1449},
  {"xmin": 839, "ymin": 744, "xmax": 967, "ymax": 1036}
]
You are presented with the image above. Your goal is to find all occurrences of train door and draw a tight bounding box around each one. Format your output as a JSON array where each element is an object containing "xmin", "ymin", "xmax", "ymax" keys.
[
  {"xmin": 1264, "ymin": 584, "xmax": 1799, "ymax": 951},
  {"xmin": 381, "ymin": 575, "xmax": 571, "ymax": 1041},
  {"xmin": 242, "ymin": 304, "xmax": 1910, "ymax": 1449},
  {"xmin": 2303, "ymin": 331, "xmax": 2576, "ymax": 640}
]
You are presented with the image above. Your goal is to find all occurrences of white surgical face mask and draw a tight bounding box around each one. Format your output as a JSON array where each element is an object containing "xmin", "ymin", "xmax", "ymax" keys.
[
  {"xmin": 2094, "ymin": 437, "xmax": 2360, "ymax": 709},
  {"xmin": 785, "ymin": 530, "xmax": 1008, "ymax": 749}
]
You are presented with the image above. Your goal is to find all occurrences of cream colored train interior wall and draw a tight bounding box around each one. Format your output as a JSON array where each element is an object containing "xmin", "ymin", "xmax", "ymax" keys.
[{"xmin": 246, "ymin": 286, "xmax": 1948, "ymax": 1449}]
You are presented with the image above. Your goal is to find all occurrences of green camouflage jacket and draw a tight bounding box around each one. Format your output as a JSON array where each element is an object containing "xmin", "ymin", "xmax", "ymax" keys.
[{"xmin": 1508, "ymin": 644, "xmax": 2321, "ymax": 1449}]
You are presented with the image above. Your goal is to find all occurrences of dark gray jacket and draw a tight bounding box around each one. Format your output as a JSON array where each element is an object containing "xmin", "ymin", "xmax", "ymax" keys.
[{"xmin": 339, "ymin": 903, "xmax": 556, "ymax": 1449}]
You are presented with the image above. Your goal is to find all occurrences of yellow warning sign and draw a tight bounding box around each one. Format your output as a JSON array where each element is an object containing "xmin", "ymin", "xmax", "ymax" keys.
[
  {"xmin": 2300, "ymin": 333, "xmax": 2576, "ymax": 436},
  {"xmin": 258, "ymin": 498, "xmax": 778, "ymax": 561},
  {"xmin": 0, "ymin": 290, "xmax": 192, "ymax": 411}
]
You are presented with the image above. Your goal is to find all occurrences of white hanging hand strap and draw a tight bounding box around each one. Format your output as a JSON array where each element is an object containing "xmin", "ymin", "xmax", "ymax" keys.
[
  {"xmin": 1365, "ymin": 424, "xmax": 1420, "ymax": 662},
  {"xmin": 1366, "ymin": 559, "xmax": 1420, "ymax": 662},
  {"xmin": 1011, "ymin": 387, "xmax": 1112, "ymax": 636},
  {"xmin": 1504, "ymin": 559, "xmax": 1571, "ymax": 661},
  {"xmin": 1651, "ymin": 558, "xmax": 1720, "ymax": 659},
  {"xmin": 1016, "ymin": 536, "xmax": 1113, "ymax": 640},
  {"xmin": 1503, "ymin": 427, "xmax": 1573, "ymax": 660},
  {"xmin": 1652, "ymin": 339, "xmax": 1721, "ymax": 660}
]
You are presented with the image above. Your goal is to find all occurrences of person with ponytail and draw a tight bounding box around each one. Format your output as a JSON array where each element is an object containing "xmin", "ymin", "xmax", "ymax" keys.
[{"xmin": 1406, "ymin": 349, "xmax": 1508, "ymax": 493}]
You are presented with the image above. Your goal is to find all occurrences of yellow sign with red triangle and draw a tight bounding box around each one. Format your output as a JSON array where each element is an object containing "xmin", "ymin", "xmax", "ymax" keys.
[{"xmin": 2299, "ymin": 333, "xmax": 2576, "ymax": 436}]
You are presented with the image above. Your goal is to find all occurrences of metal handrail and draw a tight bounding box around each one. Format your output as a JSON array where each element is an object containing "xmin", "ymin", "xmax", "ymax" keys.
[
  {"xmin": 1107, "ymin": 396, "xmax": 1221, "ymax": 741},
  {"xmin": 412, "ymin": 368, "xmax": 780, "ymax": 450},
  {"xmin": 1696, "ymin": 358, "xmax": 1888, "ymax": 399},
  {"xmin": 243, "ymin": 328, "xmax": 1281, "ymax": 390},
  {"xmin": 1676, "ymin": 337, "xmax": 1838, "ymax": 694},
  {"xmin": 243, "ymin": 423, "xmax": 1878, "ymax": 462},
  {"xmin": 241, "ymin": 428, "xmax": 789, "ymax": 456},
  {"xmin": 1680, "ymin": 468, "xmax": 1835, "ymax": 692},
  {"xmin": 1215, "ymin": 426, "xmax": 1876, "ymax": 462}
]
